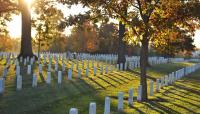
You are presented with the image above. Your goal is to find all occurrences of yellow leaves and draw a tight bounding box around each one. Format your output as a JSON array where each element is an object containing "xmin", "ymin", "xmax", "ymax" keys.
[{"xmin": 0, "ymin": 35, "xmax": 20, "ymax": 52}]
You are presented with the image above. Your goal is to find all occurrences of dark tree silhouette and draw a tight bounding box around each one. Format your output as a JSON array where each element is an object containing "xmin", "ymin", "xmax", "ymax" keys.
[{"xmin": 18, "ymin": 0, "xmax": 34, "ymax": 59}]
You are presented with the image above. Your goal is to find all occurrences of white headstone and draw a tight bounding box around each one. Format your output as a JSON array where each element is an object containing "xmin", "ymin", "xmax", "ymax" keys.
[
  {"xmin": 0, "ymin": 78, "xmax": 4, "ymax": 94},
  {"xmin": 104, "ymin": 97, "xmax": 110, "ymax": 114},
  {"xmin": 32, "ymin": 74, "xmax": 37, "ymax": 87},
  {"xmin": 24, "ymin": 59, "xmax": 27, "ymax": 66},
  {"xmin": 69, "ymin": 108, "xmax": 78, "ymax": 114},
  {"xmin": 78, "ymin": 69, "xmax": 81, "ymax": 78},
  {"xmin": 156, "ymin": 79, "xmax": 160, "ymax": 92},
  {"xmin": 105, "ymin": 66, "xmax": 108, "ymax": 74},
  {"xmin": 20, "ymin": 57, "xmax": 23, "ymax": 62},
  {"xmin": 30, "ymin": 58, "xmax": 34, "ymax": 65},
  {"xmin": 128, "ymin": 88, "xmax": 134, "ymax": 105},
  {"xmin": 76, "ymin": 61, "xmax": 79, "ymax": 70},
  {"xmin": 17, "ymin": 75, "xmax": 22, "ymax": 90},
  {"xmin": 110, "ymin": 65, "xmax": 113, "ymax": 73},
  {"xmin": 120, "ymin": 63, "xmax": 123, "ymax": 71},
  {"xmin": 89, "ymin": 102, "xmax": 96, "ymax": 114},
  {"xmin": 100, "ymin": 66, "xmax": 103, "ymax": 75},
  {"xmin": 48, "ymin": 64, "xmax": 51, "ymax": 72},
  {"xmin": 86, "ymin": 68, "xmax": 89, "ymax": 77},
  {"xmin": 161, "ymin": 77, "xmax": 164, "ymax": 88},
  {"xmin": 58, "ymin": 71, "xmax": 62, "ymax": 84},
  {"xmin": 150, "ymin": 80, "xmax": 154, "ymax": 96},
  {"xmin": 94, "ymin": 67, "xmax": 97, "ymax": 76},
  {"xmin": 118, "ymin": 92, "xmax": 124, "ymax": 111},
  {"xmin": 164, "ymin": 75, "xmax": 168, "ymax": 86},
  {"xmin": 116, "ymin": 64, "xmax": 119, "ymax": 70},
  {"xmin": 87, "ymin": 60, "xmax": 89, "ymax": 68},
  {"xmin": 62, "ymin": 63, "xmax": 65, "ymax": 72},
  {"xmin": 39, "ymin": 64, "xmax": 42, "ymax": 74},
  {"xmin": 3, "ymin": 68, "xmax": 8, "ymax": 78},
  {"xmin": 125, "ymin": 62, "xmax": 127, "ymax": 70},
  {"xmin": 137, "ymin": 85, "xmax": 142, "ymax": 102},
  {"xmin": 68, "ymin": 69, "xmax": 72, "ymax": 80},
  {"xmin": 46, "ymin": 72, "xmax": 51, "ymax": 84},
  {"xmin": 44, "ymin": 57, "xmax": 46, "ymax": 64},
  {"xmin": 27, "ymin": 65, "xmax": 31, "ymax": 74},
  {"xmin": 55, "ymin": 63, "xmax": 58, "ymax": 71},
  {"xmin": 27, "ymin": 56, "xmax": 30, "ymax": 63}
]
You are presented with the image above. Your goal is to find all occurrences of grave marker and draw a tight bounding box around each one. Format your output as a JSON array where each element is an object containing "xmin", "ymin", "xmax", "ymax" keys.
[
  {"xmin": 17, "ymin": 75, "xmax": 22, "ymax": 90},
  {"xmin": 32, "ymin": 74, "xmax": 37, "ymax": 87},
  {"xmin": 46, "ymin": 72, "xmax": 51, "ymax": 84},
  {"xmin": 27, "ymin": 65, "xmax": 31, "ymax": 74},
  {"xmin": 104, "ymin": 97, "xmax": 110, "ymax": 114},
  {"xmin": 150, "ymin": 80, "xmax": 154, "ymax": 96},
  {"xmin": 58, "ymin": 71, "xmax": 62, "ymax": 84},
  {"xmin": 0, "ymin": 78, "xmax": 4, "ymax": 94},
  {"xmin": 128, "ymin": 88, "xmax": 134, "ymax": 106},
  {"xmin": 137, "ymin": 85, "xmax": 142, "ymax": 102},
  {"xmin": 89, "ymin": 102, "xmax": 96, "ymax": 114},
  {"xmin": 94, "ymin": 67, "xmax": 97, "ymax": 76},
  {"xmin": 118, "ymin": 92, "xmax": 124, "ymax": 111},
  {"xmin": 68, "ymin": 69, "xmax": 72, "ymax": 80},
  {"xmin": 69, "ymin": 108, "xmax": 78, "ymax": 114}
]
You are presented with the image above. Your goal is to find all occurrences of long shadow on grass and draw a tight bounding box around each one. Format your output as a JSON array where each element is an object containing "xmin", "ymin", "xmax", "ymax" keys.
[
  {"xmin": 148, "ymin": 101, "xmax": 181, "ymax": 114},
  {"xmin": 162, "ymin": 87, "xmax": 200, "ymax": 103},
  {"xmin": 173, "ymin": 84, "xmax": 200, "ymax": 95},
  {"xmin": 127, "ymin": 69, "xmax": 157, "ymax": 81},
  {"xmin": 103, "ymin": 74, "xmax": 124, "ymax": 84},
  {"xmin": 87, "ymin": 77, "xmax": 106, "ymax": 89},
  {"xmin": 112, "ymin": 72, "xmax": 133, "ymax": 80},
  {"xmin": 109, "ymin": 73, "xmax": 129, "ymax": 83},
  {"xmin": 162, "ymin": 92, "xmax": 200, "ymax": 109},
  {"xmin": 97, "ymin": 76, "xmax": 117, "ymax": 87},
  {"xmin": 39, "ymin": 73, "xmax": 46, "ymax": 83}
]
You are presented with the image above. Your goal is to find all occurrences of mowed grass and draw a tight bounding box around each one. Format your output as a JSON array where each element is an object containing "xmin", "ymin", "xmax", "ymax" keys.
[
  {"xmin": 133, "ymin": 62, "xmax": 196, "ymax": 79},
  {"xmin": 0, "ymin": 59, "xmax": 199, "ymax": 114}
]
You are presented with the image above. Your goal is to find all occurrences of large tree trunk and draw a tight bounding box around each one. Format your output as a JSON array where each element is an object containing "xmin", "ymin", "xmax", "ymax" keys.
[
  {"xmin": 117, "ymin": 21, "xmax": 126, "ymax": 68},
  {"xmin": 18, "ymin": 0, "xmax": 34, "ymax": 59},
  {"xmin": 140, "ymin": 37, "xmax": 149, "ymax": 101}
]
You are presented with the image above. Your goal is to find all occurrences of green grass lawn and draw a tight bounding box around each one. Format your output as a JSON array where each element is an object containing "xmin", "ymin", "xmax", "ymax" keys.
[
  {"xmin": 133, "ymin": 62, "xmax": 196, "ymax": 79},
  {"xmin": 0, "ymin": 59, "xmax": 199, "ymax": 114}
]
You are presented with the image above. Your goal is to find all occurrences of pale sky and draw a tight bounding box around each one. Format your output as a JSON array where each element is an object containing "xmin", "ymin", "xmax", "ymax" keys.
[{"xmin": 6, "ymin": 2, "xmax": 200, "ymax": 48}]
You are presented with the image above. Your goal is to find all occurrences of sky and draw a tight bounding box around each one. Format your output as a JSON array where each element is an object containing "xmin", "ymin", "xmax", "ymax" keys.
[{"xmin": 6, "ymin": 2, "xmax": 200, "ymax": 48}]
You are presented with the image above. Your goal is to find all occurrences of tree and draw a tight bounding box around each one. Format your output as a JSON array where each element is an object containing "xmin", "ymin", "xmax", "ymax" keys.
[
  {"xmin": 68, "ymin": 21, "xmax": 99, "ymax": 53},
  {"xmin": 18, "ymin": 0, "xmax": 34, "ymax": 58},
  {"xmin": 0, "ymin": 35, "xmax": 20, "ymax": 52},
  {"xmin": 0, "ymin": 1, "xmax": 18, "ymax": 36},
  {"xmin": 58, "ymin": 0, "xmax": 128, "ymax": 65},
  {"xmin": 98, "ymin": 23, "xmax": 118, "ymax": 53},
  {"xmin": 0, "ymin": 0, "xmax": 18, "ymax": 13},
  {"xmin": 153, "ymin": 28, "xmax": 195, "ymax": 57},
  {"xmin": 32, "ymin": 0, "xmax": 65, "ymax": 54},
  {"xmin": 58, "ymin": 0, "xmax": 200, "ymax": 101},
  {"xmin": 0, "ymin": 0, "xmax": 34, "ymax": 58}
]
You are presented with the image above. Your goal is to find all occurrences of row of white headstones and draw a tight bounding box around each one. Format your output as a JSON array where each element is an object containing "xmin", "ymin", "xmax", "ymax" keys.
[
  {"xmin": 0, "ymin": 53, "xmax": 173, "ymax": 85},
  {"xmin": 1, "ymin": 53, "xmax": 185, "ymax": 81},
  {"xmin": 67, "ymin": 63, "xmax": 200, "ymax": 114},
  {"xmin": 0, "ymin": 52, "xmax": 186, "ymax": 70},
  {"xmin": 0, "ymin": 57, "xmax": 183, "ymax": 92},
  {"xmin": 0, "ymin": 64, "xmax": 116, "ymax": 92},
  {"xmin": 0, "ymin": 52, "xmax": 198, "ymax": 93}
]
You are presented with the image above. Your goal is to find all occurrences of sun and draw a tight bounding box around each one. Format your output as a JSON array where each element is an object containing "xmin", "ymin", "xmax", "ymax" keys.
[{"xmin": 24, "ymin": 0, "xmax": 33, "ymax": 5}]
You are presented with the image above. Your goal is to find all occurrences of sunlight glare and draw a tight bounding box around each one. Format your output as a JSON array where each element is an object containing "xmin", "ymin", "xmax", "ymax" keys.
[{"xmin": 25, "ymin": 0, "xmax": 33, "ymax": 6}]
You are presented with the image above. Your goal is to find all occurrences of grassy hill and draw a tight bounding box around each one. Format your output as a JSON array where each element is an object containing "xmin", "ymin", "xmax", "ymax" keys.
[{"xmin": 0, "ymin": 59, "xmax": 199, "ymax": 114}]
